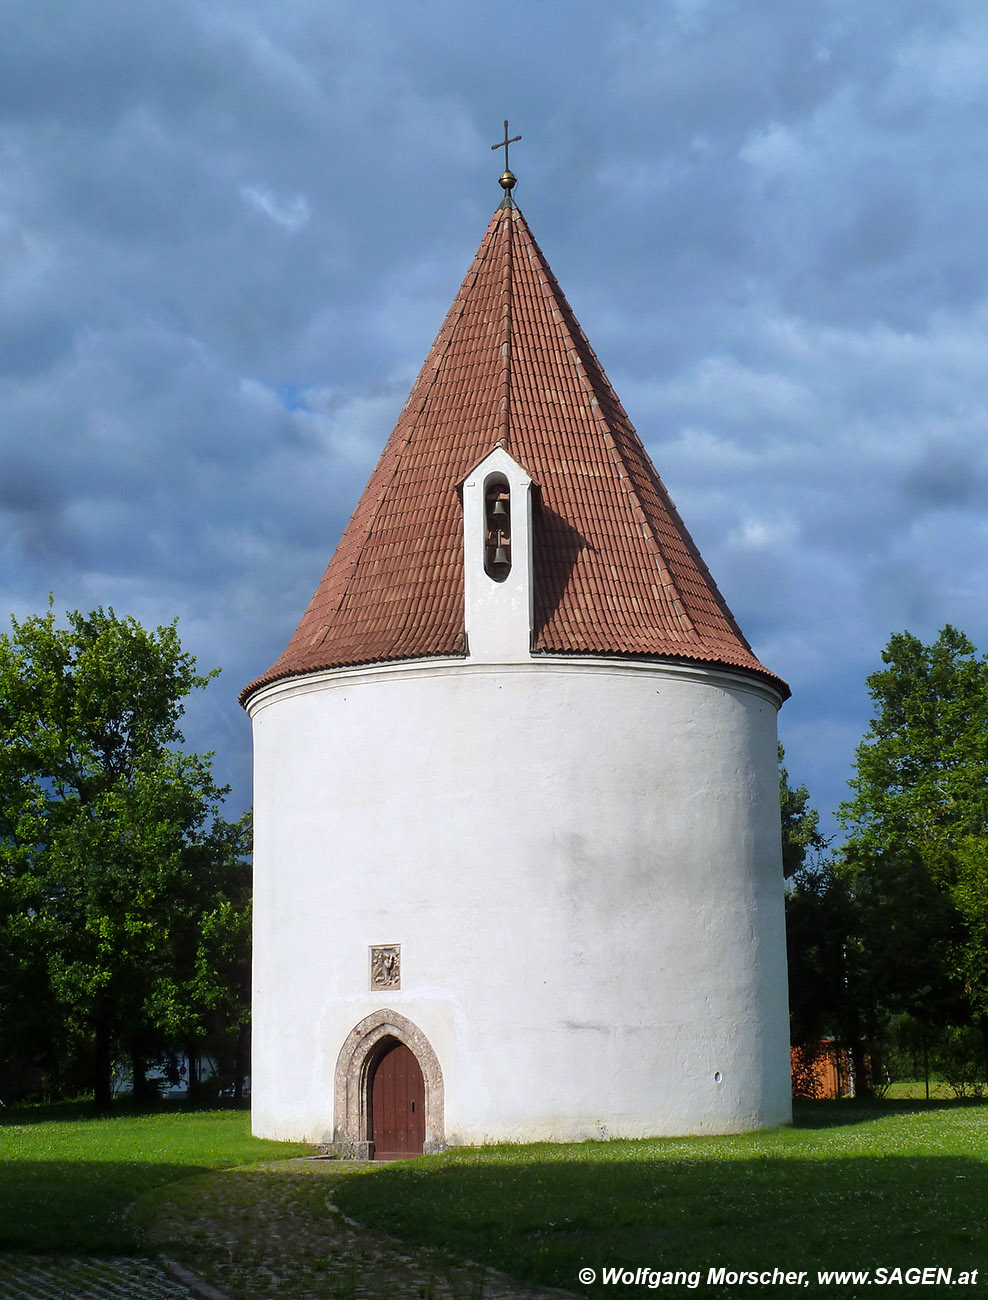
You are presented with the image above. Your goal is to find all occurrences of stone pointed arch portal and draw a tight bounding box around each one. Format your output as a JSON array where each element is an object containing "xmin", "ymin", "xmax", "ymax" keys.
[{"xmin": 334, "ymin": 1009, "xmax": 445, "ymax": 1158}]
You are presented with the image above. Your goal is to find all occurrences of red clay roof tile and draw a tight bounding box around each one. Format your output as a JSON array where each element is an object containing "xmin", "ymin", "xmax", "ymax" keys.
[{"xmin": 242, "ymin": 201, "xmax": 788, "ymax": 703}]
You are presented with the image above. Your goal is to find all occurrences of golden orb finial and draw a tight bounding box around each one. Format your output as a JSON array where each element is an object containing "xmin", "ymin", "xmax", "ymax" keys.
[{"xmin": 491, "ymin": 120, "xmax": 521, "ymax": 191}]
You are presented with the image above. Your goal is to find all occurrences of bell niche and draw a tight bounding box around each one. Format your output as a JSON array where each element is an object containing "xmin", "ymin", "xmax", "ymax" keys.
[{"xmin": 459, "ymin": 445, "xmax": 534, "ymax": 663}]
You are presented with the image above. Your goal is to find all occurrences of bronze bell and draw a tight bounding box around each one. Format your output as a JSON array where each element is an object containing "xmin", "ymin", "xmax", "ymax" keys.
[
  {"xmin": 491, "ymin": 498, "xmax": 509, "ymax": 521},
  {"xmin": 493, "ymin": 544, "xmax": 510, "ymax": 566}
]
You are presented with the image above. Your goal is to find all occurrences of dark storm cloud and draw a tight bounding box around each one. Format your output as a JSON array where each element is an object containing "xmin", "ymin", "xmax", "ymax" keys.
[
  {"xmin": 902, "ymin": 440, "xmax": 987, "ymax": 511},
  {"xmin": 2, "ymin": 0, "xmax": 987, "ymax": 836}
]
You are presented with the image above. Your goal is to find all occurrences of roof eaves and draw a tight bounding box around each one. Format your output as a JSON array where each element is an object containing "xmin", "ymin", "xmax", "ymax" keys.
[
  {"xmin": 239, "ymin": 649, "xmax": 469, "ymax": 707},
  {"xmin": 531, "ymin": 645, "xmax": 791, "ymax": 701}
]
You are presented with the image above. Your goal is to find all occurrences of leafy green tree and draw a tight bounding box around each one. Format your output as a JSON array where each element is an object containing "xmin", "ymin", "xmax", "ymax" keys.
[
  {"xmin": 0, "ymin": 859, "xmax": 66, "ymax": 1098},
  {"xmin": 840, "ymin": 625, "xmax": 988, "ymax": 870},
  {"xmin": 954, "ymin": 836, "xmax": 988, "ymax": 1020},
  {"xmin": 838, "ymin": 625, "xmax": 988, "ymax": 1079},
  {"xmin": 0, "ymin": 603, "xmax": 250, "ymax": 1106},
  {"xmin": 779, "ymin": 748, "xmax": 866, "ymax": 1079},
  {"xmin": 166, "ymin": 811, "xmax": 252, "ymax": 1100},
  {"xmin": 779, "ymin": 743, "xmax": 827, "ymax": 877},
  {"xmin": 786, "ymin": 859, "xmax": 855, "ymax": 1043}
]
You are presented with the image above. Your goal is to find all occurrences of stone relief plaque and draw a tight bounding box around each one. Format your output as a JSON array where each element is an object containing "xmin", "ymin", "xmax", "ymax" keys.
[{"xmin": 370, "ymin": 944, "xmax": 400, "ymax": 990}]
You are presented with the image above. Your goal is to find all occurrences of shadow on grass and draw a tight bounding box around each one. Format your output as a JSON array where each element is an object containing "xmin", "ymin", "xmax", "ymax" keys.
[
  {"xmin": 0, "ymin": 1160, "xmax": 212, "ymax": 1253},
  {"xmin": 792, "ymin": 1097, "xmax": 980, "ymax": 1128},
  {"xmin": 0, "ymin": 1096, "xmax": 250, "ymax": 1127},
  {"xmin": 335, "ymin": 1151, "xmax": 987, "ymax": 1298}
]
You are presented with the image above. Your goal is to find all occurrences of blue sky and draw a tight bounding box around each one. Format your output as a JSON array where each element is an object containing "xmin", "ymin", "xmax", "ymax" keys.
[{"xmin": 3, "ymin": 0, "xmax": 987, "ymax": 840}]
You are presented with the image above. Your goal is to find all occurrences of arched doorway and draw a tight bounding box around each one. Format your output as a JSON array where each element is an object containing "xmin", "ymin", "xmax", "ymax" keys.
[
  {"xmin": 334, "ymin": 1009, "xmax": 444, "ymax": 1159},
  {"xmin": 369, "ymin": 1038, "xmax": 425, "ymax": 1159}
]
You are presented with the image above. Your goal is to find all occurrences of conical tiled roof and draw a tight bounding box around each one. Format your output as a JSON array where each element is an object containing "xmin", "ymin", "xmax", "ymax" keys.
[{"xmin": 242, "ymin": 199, "xmax": 788, "ymax": 703}]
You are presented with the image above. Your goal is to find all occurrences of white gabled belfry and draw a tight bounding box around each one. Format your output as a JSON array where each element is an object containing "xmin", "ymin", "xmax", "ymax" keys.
[
  {"xmin": 460, "ymin": 445, "xmax": 535, "ymax": 662},
  {"xmin": 242, "ymin": 184, "xmax": 793, "ymax": 1152}
]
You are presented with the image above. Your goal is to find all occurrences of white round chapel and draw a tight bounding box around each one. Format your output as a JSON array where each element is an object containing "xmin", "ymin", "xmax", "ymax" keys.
[{"xmin": 243, "ymin": 191, "xmax": 792, "ymax": 1151}]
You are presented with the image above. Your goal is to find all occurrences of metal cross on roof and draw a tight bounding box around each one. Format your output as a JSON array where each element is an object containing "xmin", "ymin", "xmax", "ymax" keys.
[{"xmin": 491, "ymin": 120, "xmax": 521, "ymax": 190}]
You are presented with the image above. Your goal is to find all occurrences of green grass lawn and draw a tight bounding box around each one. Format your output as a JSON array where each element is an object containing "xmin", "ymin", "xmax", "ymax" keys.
[
  {"xmin": 884, "ymin": 1080, "xmax": 963, "ymax": 1101},
  {"xmin": 0, "ymin": 1101, "xmax": 308, "ymax": 1253},
  {"xmin": 3, "ymin": 1100, "xmax": 987, "ymax": 1299},
  {"xmin": 335, "ymin": 1101, "xmax": 988, "ymax": 1297}
]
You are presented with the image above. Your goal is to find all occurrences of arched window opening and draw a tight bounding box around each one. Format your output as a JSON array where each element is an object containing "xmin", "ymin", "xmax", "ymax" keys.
[{"xmin": 484, "ymin": 477, "xmax": 511, "ymax": 581}]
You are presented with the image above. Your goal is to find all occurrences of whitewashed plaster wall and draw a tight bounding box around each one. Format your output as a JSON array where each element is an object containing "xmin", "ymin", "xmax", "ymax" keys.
[{"xmin": 248, "ymin": 657, "xmax": 791, "ymax": 1145}]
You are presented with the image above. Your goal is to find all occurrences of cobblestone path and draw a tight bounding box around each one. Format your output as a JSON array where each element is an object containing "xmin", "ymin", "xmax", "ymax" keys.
[
  {"xmin": 149, "ymin": 1159, "xmax": 580, "ymax": 1299},
  {"xmin": 0, "ymin": 1255, "xmax": 217, "ymax": 1300},
  {"xmin": 0, "ymin": 1162, "xmax": 578, "ymax": 1299}
]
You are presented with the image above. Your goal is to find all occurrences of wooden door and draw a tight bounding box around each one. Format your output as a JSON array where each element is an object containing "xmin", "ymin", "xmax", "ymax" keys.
[{"xmin": 371, "ymin": 1041, "xmax": 425, "ymax": 1159}]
